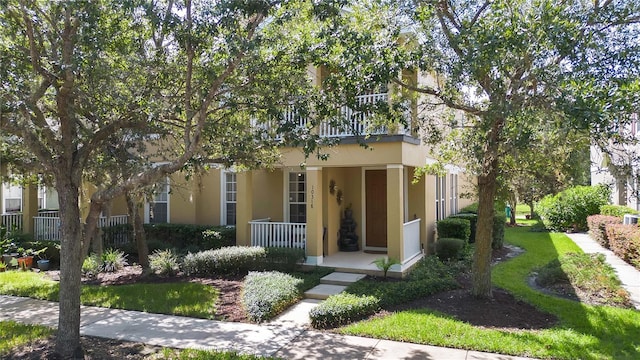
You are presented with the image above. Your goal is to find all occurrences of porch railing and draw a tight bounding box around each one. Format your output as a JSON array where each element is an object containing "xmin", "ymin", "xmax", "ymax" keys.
[
  {"xmin": 38, "ymin": 210, "xmax": 60, "ymax": 217},
  {"xmin": 249, "ymin": 220, "xmax": 306, "ymax": 250},
  {"xmin": 1, "ymin": 213, "xmax": 23, "ymax": 233},
  {"xmin": 33, "ymin": 215, "xmax": 129, "ymax": 241},
  {"xmin": 403, "ymin": 218, "xmax": 422, "ymax": 263}
]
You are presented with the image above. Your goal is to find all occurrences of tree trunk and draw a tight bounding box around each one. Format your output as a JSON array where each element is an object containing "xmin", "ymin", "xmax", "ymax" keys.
[
  {"xmin": 55, "ymin": 180, "xmax": 84, "ymax": 359},
  {"xmin": 126, "ymin": 192, "xmax": 149, "ymax": 272},
  {"xmin": 472, "ymin": 173, "xmax": 498, "ymax": 298},
  {"xmin": 510, "ymin": 196, "xmax": 517, "ymax": 225},
  {"xmin": 82, "ymin": 201, "xmax": 103, "ymax": 257},
  {"xmin": 528, "ymin": 201, "xmax": 535, "ymax": 219}
]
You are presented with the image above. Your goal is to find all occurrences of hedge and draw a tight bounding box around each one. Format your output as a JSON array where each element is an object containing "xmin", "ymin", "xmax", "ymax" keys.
[
  {"xmin": 183, "ymin": 246, "xmax": 267, "ymax": 276},
  {"xmin": 600, "ymin": 205, "xmax": 639, "ymax": 218},
  {"xmin": 435, "ymin": 238, "xmax": 466, "ymax": 261},
  {"xmin": 537, "ymin": 185, "xmax": 611, "ymax": 232},
  {"xmin": 242, "ymin": 271, "xmax": 302, "ymax": 322},
  {"xmin": 587, "ymin": 215, "xmax": 621, "ymax": 247},
  {"xmin": 103, "ymin": 223, "xmax": 235, "ymax": 254},
  {"xmin": 449, "ymin": 213, "xmax": 478, "ymax": 243},
  {"xmin": 605, "ymin": 224, "xmax": 640, "ymax": 269},
  {"xmin": 437, "ymin": 218, "xmax": 471, "ymax": 243},
  {"xmin": 309, "ymin": 293, "xmax": 379, "ymax": 329},
  {"xmin": 492, "ymin": 211, "xmax": 506, "ymax": 249}
]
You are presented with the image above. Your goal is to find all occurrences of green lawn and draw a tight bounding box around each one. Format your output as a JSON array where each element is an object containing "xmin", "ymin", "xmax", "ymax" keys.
[
  {"xmin": 340, "ymin": 225, "xmax": 640, "ymax": 360},
  {"xmin": 0, "ymin": 272, "xmax": 219, "ymax": 319},
  {"xmin": 0, "ymin": 321, "xmax": 53, "ymax": 356}
]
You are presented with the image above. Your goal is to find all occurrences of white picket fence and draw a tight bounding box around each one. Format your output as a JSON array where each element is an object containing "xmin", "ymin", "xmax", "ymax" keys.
[
  {"xmin": 1, "ymin": 213, "xmax": 23, "ymax": 233},
  {"xmin": 402, "ymin": 218, "xmax": 422, "ymax": 263},
  {"xmin": 249, "ymin": 219, "xmax": 306, "ymax": 250}
]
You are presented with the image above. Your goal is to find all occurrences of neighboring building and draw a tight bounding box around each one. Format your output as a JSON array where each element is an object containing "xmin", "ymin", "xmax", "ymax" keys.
[{"xmin": 591, "ymin": 114, "xmax": 640, "ymax": 210}]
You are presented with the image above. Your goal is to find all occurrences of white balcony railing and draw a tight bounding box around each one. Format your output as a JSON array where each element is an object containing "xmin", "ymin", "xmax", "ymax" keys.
[
  {"xmin": 38, "ymin": 210, "xmax": 60, "ymax": 217},
  {"xmin": 1, "ymin": 213, "xmax": 23, "ymax": 233},
  {"xmin": 249, "ymin": 219, "xmax": 306, "ymax": 250},
  {"xmin": 403, "ymin": 218, "xmax": 422, "ymax": 263},
  {"xmin": 98, "ymin": 215, "xmax": 129, "ymax": 228}
]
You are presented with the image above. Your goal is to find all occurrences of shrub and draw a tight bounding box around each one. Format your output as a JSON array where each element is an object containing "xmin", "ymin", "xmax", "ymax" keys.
[
  {"xmin": 82, "ymin": 254, "xmax": 101, "ymax": 278},
  {"xmin": 149, "ymin": 249, "xmax": 181, "ymax": 277},
  {"xmin": 492, "ymin": 211, "xmax": 506, "ymax": 249},
  {"xmin": 587, "ymin": 215, "xmax": 621, "ymax": 247},
  {"xmin": 182, "ymin": 246, "xmax": 266, "ymax": 276},
  {"xmin": 101, "ymin": 248, "xmax": 128, "ymax": 272},
  {"xmin": 262, "ymin": 247, "xmax": 305, "ymax": 272},
  {"xmin": 102, "ymin": 223, "xmax": 236, "ymax": 253},
  {"xmin": 309, "ymin": 293, "xmax": 380, "ymax": 329},
  {"xmin": 346, "ymin": 256, "xmax": 463, "ymax": 307},
  {"xmin": 242, "ymin": 271, "xmax": 302, "ymax": 322},
  {"xmin": 605, "ymin": 224, "xmax": 640, "ymax": 269},
  {"xmin": 449, "ymin": 213, "xmax": 478, "ymax": 243},
  {"xmin": 437, "ymin": 218, "xmax": 471, "ymax": 243},
  {"xmin": 537, "ymin": 185, "xmax": 611, "ymax": 232},
  {"xmin": 600, "ymin": 204, "xmax": 639, "ymax": 218},
  {"xmin": 460, "ymin": 203, "xmax": 479, "ymax": 214},
  {"xmin": 435, "ymin": 238, "xmax": 466, "ymax": 261}
]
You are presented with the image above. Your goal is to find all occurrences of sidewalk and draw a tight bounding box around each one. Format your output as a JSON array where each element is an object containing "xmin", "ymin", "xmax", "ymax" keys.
[
  {"xmin": 0, "ymin": 295, "xmax": 534, "ymax": 360},
  {"xmin": 564, "ymin": 232, "xmax": 640, "ymax": 309}
]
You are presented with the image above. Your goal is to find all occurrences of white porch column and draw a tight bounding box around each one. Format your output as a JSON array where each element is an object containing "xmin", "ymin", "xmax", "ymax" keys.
[
  {"xmin": 387, "ymin": 164, "xmax": 404, "ymax": 262},
  {"xmin": 236, "ymin": 170, "xmax": 253, "ymax": 247},
  {"xmin": 305, "ymin": 167, "xmax": 323, "ymax": 265}
]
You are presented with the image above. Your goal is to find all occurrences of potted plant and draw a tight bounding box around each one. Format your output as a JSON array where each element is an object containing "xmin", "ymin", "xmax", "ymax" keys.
[
  {"xmin": 35, "ymin": 247, "xmax": 50, "ymax": 271},
  {"xmin": 2, "ymin": 241, "xmax": 19, "ymax": 265},
  {"xmin": 16, "ymin": 247, "xmax": 34, "ymax": 270}
]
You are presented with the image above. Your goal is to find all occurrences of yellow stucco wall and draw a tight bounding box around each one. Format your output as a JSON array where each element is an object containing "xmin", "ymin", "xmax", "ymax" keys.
[
  {"xmin": 167, "ymin": 173, "xmax": 197, "ymax": 224},
  {"xmin": 252, "ymin": 169, "xmax": 284, "ymax": 222},
  {"xmin": 195, "ymin": 170, "xmax": 222, "ymax": 225}
]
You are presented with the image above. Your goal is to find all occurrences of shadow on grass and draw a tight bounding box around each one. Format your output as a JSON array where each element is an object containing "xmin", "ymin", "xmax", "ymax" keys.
[{"xmin": 493, "ymin": 223, "xmax": 640, "ymax": 359}]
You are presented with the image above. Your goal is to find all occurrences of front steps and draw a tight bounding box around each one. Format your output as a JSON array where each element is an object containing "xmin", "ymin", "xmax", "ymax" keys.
[{"xmin": 303, "ymin": 272, "xmax": 366, "ymax": 300}]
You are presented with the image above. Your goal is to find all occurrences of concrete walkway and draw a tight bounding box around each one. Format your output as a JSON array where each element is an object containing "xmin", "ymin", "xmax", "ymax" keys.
[
  {"xmin": 0, "ymin": 294, "xmax": 535, "ymax": 360},
  {"xmin": 565, "ymin": 232, "xmax": 640, "ymax": 309}
]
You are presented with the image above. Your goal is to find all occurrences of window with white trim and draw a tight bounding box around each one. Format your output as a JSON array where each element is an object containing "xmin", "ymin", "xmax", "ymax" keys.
[
  {"xmin": 147, "ymin": 177, "xmax": 169, "ymax": 223},
  {"xmin": 2, "ymin": 183, "xmax": 22, "ymax": 213},
  {"xmin": 223, "ymin": 172, "xmax": 237, "ymax": 225},
  {"xmin": 435, "ymin": 175, "xmax": 446, "ymax": 221},
  {"xmin": 450, "ymin": 173, "xmax": 458, "ymax": 215},
  {"xmin": 288, "ymin": 172, "xmax": 306, "ymax": 223}
]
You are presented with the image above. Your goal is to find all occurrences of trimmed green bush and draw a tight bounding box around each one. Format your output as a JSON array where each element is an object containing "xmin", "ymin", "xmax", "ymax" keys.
[
  {"xmin": 242, "ymin": 271, "xmax": 302, "ymax": 322},
  {"xmin": 587, "ymin": 215, "xmax": 622, "ymax": 247},
  {"xmin": 182, "ymin": 246, "xmax": 266, "ymax": 276},
  {"xmin": 605, "ymin": 224, "xmax": 640, "ymax": 269},
  {"xmin": 437, "ymin": 218, "xmax": 471, "ymax": 243},
  {"xmin": 435, "ymin": 238, "xmax": 466, "ymax": 261},
  {"xmin": 309, "ymin": 293, "xmax": 380, "ymax": 329},
  {"xmin": 600, "ymin": 204, "xmax": 639, "ymax": 218},
  {"xmin": 537, "ymin": 185, "xmax": 611, "ymax": 231},
  {"xmin": 103, "ymin": 223, "xmax": 235, "ymax": 253},
  {"xmin": 449, "ymin": 213, "xmax": 478, "ymax": 243},
  {"xmin": 149, "ymin": 249, "xmax": 181, "ymax": 277},
  {"xmin": 460, "ymin": 202, "xmax": 479, "ymax": 214},
  {"xmin": 492, "ymin": 211, "xmax": 506, "ymax": 249}
]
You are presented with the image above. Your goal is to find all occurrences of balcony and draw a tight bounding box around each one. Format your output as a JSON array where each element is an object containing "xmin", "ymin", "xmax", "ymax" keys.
[{"xmin": 254, "ymin": 93, "xmax": 411, "ymax": 140}]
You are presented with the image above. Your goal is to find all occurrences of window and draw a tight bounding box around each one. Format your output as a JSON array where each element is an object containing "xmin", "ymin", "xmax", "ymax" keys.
[
  {"xmin": 2, "ymin": 183, "xmax": 22, "ymax": 213},
  {"xmin": 147, "ymin": 177, "xmax": 169, "ymax": 223},
  {"xmin": 223, "ymin": 172, "xmax": 237, "ymax": 225},
  {"xmin": 450, "ymin": 174, "xmax": 458, "ymax": 215},
  {"xmin": 435, "ymin": 175, "xmax": 446, "ymax": 221},
  {"xmin": 289, "ymin": 172, "xmax": 306, "ymax": 223}
]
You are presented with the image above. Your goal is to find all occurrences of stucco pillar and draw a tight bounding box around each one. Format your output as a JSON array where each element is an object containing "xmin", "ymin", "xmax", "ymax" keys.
[
  {"xmin": 22, "ymin": 182, "xmax": 39, "ymax": 234},
  {"xmin": 387, "ymin": 164, "xmax": 404, "ymax": 262},
  {"xmin": 0, "ymin": 163, "xmax": 6, "ymax": 214},
  {"xmin": 236, "ymin": 170, "xmax": 253, "ymax": 247},
  {"xmin": 305, "ymin": 167, "xmax": 324, "ymax": 265}
]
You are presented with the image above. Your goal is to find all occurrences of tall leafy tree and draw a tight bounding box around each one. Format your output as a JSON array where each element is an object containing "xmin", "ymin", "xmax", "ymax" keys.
[
  {"xmin": 0, "ymin": 0, "xmax": 378, "ymax": 357},
  {"xmin": 376, "ymin": 0, "xmax": 640, "ymax": 297}
]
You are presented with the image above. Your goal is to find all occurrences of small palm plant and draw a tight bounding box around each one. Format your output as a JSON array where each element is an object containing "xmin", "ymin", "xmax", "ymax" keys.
[{"xmin": 372, "ymin": 257, "xmax": 400, "ymax": 279}]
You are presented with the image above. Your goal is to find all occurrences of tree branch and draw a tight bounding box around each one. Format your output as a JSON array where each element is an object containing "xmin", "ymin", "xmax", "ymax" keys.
[{"xmin": 392, "ymin": 78, "xmax": 485, "ymax": 115}]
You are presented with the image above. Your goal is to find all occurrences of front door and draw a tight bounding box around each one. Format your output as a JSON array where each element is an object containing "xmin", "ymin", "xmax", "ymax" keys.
[{"xmin": 366, "ymin": 170, "xmax": 387, "ymax": 248}]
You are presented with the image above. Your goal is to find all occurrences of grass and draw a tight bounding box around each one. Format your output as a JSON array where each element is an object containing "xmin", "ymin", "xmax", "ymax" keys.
[
  {"xmin": 157, "ymin": 348, "xmax": 276, "ymax": 359},
  {"xmin": 340, "ymin": 224, "xmax": 640, "ymax": 360},
  {"xmin": 0, "ymin": 321, "xmax": 53, "ymax": 356},
  {"xmin": 536, "ymin": 252, "xmax": 631, "ymax": 307},
  {"xmin": 0, "ymin": 272, "xmax": 218, "ymax": 319}
]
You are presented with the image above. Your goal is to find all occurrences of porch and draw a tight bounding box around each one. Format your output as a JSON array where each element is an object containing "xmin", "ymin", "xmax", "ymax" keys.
[{"xmin": 1, "ymin": 211, "xmax": 129, "ymax": 241}]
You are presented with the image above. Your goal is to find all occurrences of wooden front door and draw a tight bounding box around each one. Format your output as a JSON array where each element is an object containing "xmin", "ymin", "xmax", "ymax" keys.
[{"xmin": 366, "ymin": 170, "xmax": 387, "ymax": 248}]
